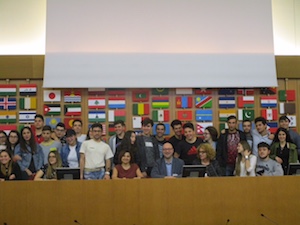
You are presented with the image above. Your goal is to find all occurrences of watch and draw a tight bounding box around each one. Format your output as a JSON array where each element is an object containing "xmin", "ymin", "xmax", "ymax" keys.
[
  {"xmin": 245, "ymin": 155, "xmax": 249, "ymax": 160},
  {"xmin": 105, "ymin": 171, "xmax": 110, "ymax": 175}
]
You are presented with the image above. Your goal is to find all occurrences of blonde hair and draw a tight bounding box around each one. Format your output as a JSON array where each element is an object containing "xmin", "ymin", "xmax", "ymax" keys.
[
  {"xmin": 46, "ymin": 151, "xmax": 62, "ymax": 179},
  {"xmin": 197, "ymin": 143, "xmax": 216, "ymax": 160},
  {"xmin": 235, "ymin": 140, "xmax": 252, "ymax": 176}
]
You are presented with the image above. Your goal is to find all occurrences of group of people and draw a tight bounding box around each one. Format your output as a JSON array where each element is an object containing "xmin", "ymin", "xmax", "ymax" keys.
[{"xmin": 0, "ymin": 113, "xmax": 299, "ymax": 181}]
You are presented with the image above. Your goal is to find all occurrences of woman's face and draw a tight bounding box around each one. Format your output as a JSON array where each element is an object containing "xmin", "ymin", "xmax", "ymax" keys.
[
  {"xmin": 203, "ymin": 129, "xmax": 211, "ymax": 141},
  {"xmin": 121, "ymin": 152, "xmax": 131, "ymax": 164},
  {"xmin": 278, "ymin": 131, "xmax": 286, "ymax": 142},
  {"xmin": 9, "ymin": 132, "xmax": 19, "ymax": 145},
  {"xmin": 130, "ymin": 132, "xmax": 136, "ymax": 144},
  {"xmin": 22, "ymin": 129, "xmax": 32, "ymax": 142},
  {"xmin": 0, "ymin": 151, "xmax": 11, "ymax": 165},
  {"xmin": 198, "ymin": 148, "xmax": 208, "ymax": 160},
  {"xmin": 237, "ymin": 143, "xmax": 244, "ymax": 153},
  {"xmin": 48, "ymin": 153, "xmax": 57, "ymax": 165}
]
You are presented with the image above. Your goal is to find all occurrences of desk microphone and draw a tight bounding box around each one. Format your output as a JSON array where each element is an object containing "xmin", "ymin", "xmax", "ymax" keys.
[
  {"xmin": 4, "ymin": 223, "xmax": 7, "ymax": 225},
  {"xmin": 74, "ymin": 219, "xmax": 83, "ymax": 225},
  {"xmin": 226, "ymin": 219, "xmax": 230, "ymax": 225},
  {"xmin": 261, "ymin": 213, "xmax": 279, "ymax": 225}
]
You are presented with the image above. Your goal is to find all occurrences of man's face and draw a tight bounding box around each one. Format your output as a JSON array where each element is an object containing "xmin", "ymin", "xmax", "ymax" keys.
[
  {"xmin": 142, "ymin": 123, "xmax": 152, "ymax": 136},
  {"xmin": 156, "ymin": 125, "xmax": 165, "ymax": 138},
  {"xmin": 184, "ymin": 127, "xmax": 195, "ymax": 141},
  {"xmin": 242, "ymin": 121, "xmax": 252, "ymax": 133},
  {"xmin": 173, "ymin": 124, "xmax": 182, "ymax": 137},
  {"xmin": 279, "ymin": 119, "xmax": 289, "ymax": 129},
  {"xmin": 34, "ymin": 118, "xmax": 44, "ymax": 129},
  {"xmin": 162, "ymin": 143, "xmax": 174, "ymax": 159},
  {"xmin": 258, "ymin": 147, "xmax": 270, "ymax": 159},
  {"xmin": 42, "ymin": 130, "xmax": 51, "ymax": 141},
  {"xmin": 72, "ymin": 121, "xmax": 82, "ymax": 134},
  {"xmin": 92, "ymin": 127, "xmax": 102, "ymax": 140},
  {"xmin": 55, "ymin": 126, "xmax": 65, "ymax": 138},
  {"xmin": 227, "ymin": 119, "xmax": 237, "ymax": 131},
  {"xmin": 114, "ymin": 124, "xmax": 125, "ymax": 135},
  {"xmin": 255, "ymin": 121, "xmax": 267, "ymax": 134}
]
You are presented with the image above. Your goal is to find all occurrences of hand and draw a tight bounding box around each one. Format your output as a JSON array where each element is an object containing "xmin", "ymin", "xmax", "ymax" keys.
[
  {"xmin": 268, "ymin": 134, "xmax": 274, "ymax": 140},
  {"xmin": 26, "ymin": 169, "xmax": 32, "ymax": 176},
  {"xmin": 104, "ymin": 174, "xmax": 110, "ymax": 180},
  {"xmin": 164, "ymin": 176, "xmax": 176, "ymax": 179},
  {"xmin": 142, "ymin": 172, "xmax": 147, "ymax": 178},
  {"xmin": 9, "ymin": 174, "xmax": 16, "ymax": 180},
  {"xmin": 13, "ymin": 155, "xmax": 22, "ymax": 162},
  {"xmin": 275, "ymin": 156, "xmax": 283, "ymax": 164},
  {"xmin": 0, "ymin": 178, "xmax": 5, "ymax": 182},
  {"xmin": 244, "ymin": 150, "xmax": 250, "ymax": 157}
]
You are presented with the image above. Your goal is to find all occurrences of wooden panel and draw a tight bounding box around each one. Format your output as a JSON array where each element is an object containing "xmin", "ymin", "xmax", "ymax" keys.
[{"xmin": 276, "ymin": 56, "xmax": 300, "ymax": 78}]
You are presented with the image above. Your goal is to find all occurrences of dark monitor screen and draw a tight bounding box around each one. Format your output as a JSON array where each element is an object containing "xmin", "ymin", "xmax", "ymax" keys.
[
  {"xmin": 287, "ymin": 163, "xmax": 300, "ymax": 176},
  {"xmin": 182, "ymin": 165, "xmax": 206, "ymax": 178},
  {"xmin": 56, "ymin": 167, "xmax": 80, "ymax": 180}
]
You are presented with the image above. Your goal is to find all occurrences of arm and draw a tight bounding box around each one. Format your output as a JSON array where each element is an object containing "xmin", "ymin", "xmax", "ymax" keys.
[
  {"xmin": 269, "ymin": 144, "xmax": 277, "ymax": 160},
  {"xmin": 14, "ymin": 145, "xmax": 26, "ymax": 171},
  {"xmin": 135, "ymin": 167, "xmax": 144, "ymax": 178},
  {"xmin": 111, "ymin": 167, "xmax": 120, "ymax": 179},
  {"xmin": 34, "ymin": 170, "xmax": 45, "ymax": 181},
  {"xmin": 272, "ymin": 162, "xmax": 284, "ymax": 176},
  {"xmin": 80, "ymin": 153, "xmax": 85, "ymax": 180},
  {"xmin": 104, "ymin": 159, "xmax": 111, "ymax": 180},
  {"xmin": 246, "ymin": 155, "xmax": 257, "ymax": 173},
  {"xmin": 150, "ymin": 161, "xmax": 165, "ymax": 178}
]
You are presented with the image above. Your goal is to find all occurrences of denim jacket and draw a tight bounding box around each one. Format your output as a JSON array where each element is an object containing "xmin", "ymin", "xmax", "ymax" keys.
[{"xmin": 60, "ymin": 142, "xmax": 82, "ymax": 167}]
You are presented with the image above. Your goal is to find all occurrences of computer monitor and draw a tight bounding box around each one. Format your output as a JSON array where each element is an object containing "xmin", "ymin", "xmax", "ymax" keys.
[
  {"xmin": 182, "ymin": 165, "xmax": 206, "ymax": 178},
  {"xmin": 287, "ymin": 163, "xmax": 300, "ymax": 175},
  {"xmin": 56, "ymin": 167, "xmax": 80, "ymax": 180}
]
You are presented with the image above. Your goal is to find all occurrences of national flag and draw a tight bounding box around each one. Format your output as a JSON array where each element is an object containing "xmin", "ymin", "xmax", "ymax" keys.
[
  {"xmin": 177, "ymin": 110, "xmax": 193, "ymax": 121},
  {"xmin": 194, "ymin": 88, "xmax": 213, "ymax": 95},
  {"xmin": 287, "ymin": 116, "xmax": 296, "ymax": 127},
  {"xmin": 108, "ymin": 123, "xmax": 115, "ymax": 136},
  {"xmin": 279, "ymin": 102, "xmax": 296, "ymax": 114},
  {"xmin": 175, "ymin": 88, "xmax": 193, "ymax": 95},
  {"xmin": 0, "ymin": 125, "xmax": 17, "ymax": 135},
  {"xmin": 218, "ymin": 89, "xmax": 235, "ymax": 95},
  {"xmin": 237, "ymin": 96, "xmax": 254, "ymax": 108},
  {"xmin": 108, "ymin": 97, "xmax": 126, "ymax": 109},
  {"xmin": 19, "ymin": 84, "xmax": 37, "ymax": 96},
  {"xmin": 0, "ymin": 97, "xmax": 17, "ymax": 110},
  {"xmin": 88, "ymin": 97, "xmax": 105, "ymax": 109},
  {"xmin": 44, "ymin": 90, "xmax": 61, "ymax": 102},
  {"xmin": 64, "ymin": 91, "xmax": 81, "ymax": 103},
  {"xmin": 45, "ymin": 117, "xmax": 61, "ymax": 129},
  {"xmin": 195, "ymin": 96, "xmax": 212, "ymax": 108},
  {"xmin": 107, "ymin": 89, "xmax": 126, "ymax": 96},
  {"xmin": 88, "ymin": 111, "xmax": 106, "ymax": 123},
  {"xmin": 260, "ymin": 87, "xmax": 277, "ymax": 95},
  {"xmin": 219, "ymin": 97, "xmax": 235, "ymax": 108},
  {"xmin": 176, "ymin": 96, "xmax": 193, "ymax": 108},
  {"xmin": 132, "ymin": 90, "xmax": 149, "ymax": 102},
  {"xmin": 132, "ymin": 103, "xmax": 150, "ymax": 115},
  {"xmin": 0, "ymin": 84, "xmax": 17, "ymax": 96},
  {"xmin": 267, "ymin": 122, "xmax": 278, "ymax": 134},
  {"xmin": 19, "ymin": 97, "xmax": 37, "ymax": 110},
  {"xmin": 261, "ymin": 96, "xmax": 277, "ymax": 108},
  {"xmin": 196, "ymin": 122, "xmax": 213, "ymax": 135},
  {"xmin": 219, "ymin": 123, "xmax": 228, "ymax": 131},
  {"xmin": 152, "ymin": 97, "xmax": 169, "ymax": 109},
  {"xmin": 219, "ymin": 109, "xmax": 236, "ymax": 122},
  {"xmin": 195, "ymin": 109, "xmax": 213, "ymax": 122},
  {"xmin": 64, "ymin": 118, "xmax": 81, "ymax": 129},
  {"xmin": 261, "ymin": 109, "xmax": 278, "ymax": 121},
  {"xmin": 152, "ymin": 110, "xmax": 170, "ymax": 122},
  {"xmin": 64, "ymin": 104, "xmax": 81, "ymax": 116},
  {"xmin": 153, "ymin": 124, "xmax": 170, "ymax": 135},
  {"xmin": 19, "ymin": 111, "xmax": 36, "ymax": 123},
  {"xmin": 132, "ymin": 116, "xmax": 142, "ymax": 129},
  {"xmin": 44, "ymin": 104, "xmax": 61, "ymax": 116},
  {"xmin": 238, "ymin": 109, "xmax": 255, "ymax": 121},
  {"xmin": 88, "ymin": 88, "xmax": 105, "ymax": 96},
  {"xmin": 236, "ymin": 89, "xmax": 254, "ymax": 95},
  {"xmin": 0, "ymin": 111, "xmax": 17, "ymax": 124},
  {"xmin": 108, "ymin": 110, "xmax": 126, "ymax": 122},
  {"xmin": 152, "ymin": 88, "xmax": 169, "ymax": 95},
  {"xmin": 101, "ymin": 123, "xmax": 107, "ymax": 136},
  {"xmin": 278, "ymin": 90, "xmax": 296, "ymax": 102}
]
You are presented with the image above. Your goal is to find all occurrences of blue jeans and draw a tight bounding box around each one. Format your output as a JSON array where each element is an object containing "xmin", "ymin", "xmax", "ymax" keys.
[
  {"xmin": 84, "ymin": 168, "xmax": 105, "ymax": 180},
  {"xmin": 225, "ymin": 165, "xmax": 235, "ymax": 176}
]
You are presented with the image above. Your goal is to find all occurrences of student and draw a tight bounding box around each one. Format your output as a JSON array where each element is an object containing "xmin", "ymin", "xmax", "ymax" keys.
[
  {"xmin": 0, "ymin": 131, "xmax": 8, "ymax": 151},
  {"xmin": 242, "ymin": 119, "xmax": 253, "ymax": 149},
  {"xmin": 7, "ymin": 130, "xmax": 20, "ymax": 156},
  {"xmin": 33, "ymin": 114, "xmax": 45, "ymax": 144},
  {"xmin": 256, "ymin": 142, "xmax": 283, "ymax": 176},
  {"xmin": 203, "ymin": 126, "xmax": 218, "ymax": 151},
  {"xmin": 72, "ymin": 119, "xmax": 86, "ymax": 143},
  {"xmin": 154, "ymin": 123, "xmax": 167, "ymax": 158},
  {"xmin": 0, "ymin": 150, "xmax": 22, "ymax": 181},
  {"xmin": 34, "ymin": 151, "xmax": 62, "ymax": 180},
  {"xmin": 168, "ymin": 119, "xmax": 185, "ymax": 149},
  {"xmin": 53, "ymin": 122, "xmax": 67, "ymax": 147},
  {"xmin": 235, "ymin": 140, "xmax": 257, "ymax": 177},
  {"xmin": 109, "ymin": 120, "xmax": 126, "ymax": 160}
]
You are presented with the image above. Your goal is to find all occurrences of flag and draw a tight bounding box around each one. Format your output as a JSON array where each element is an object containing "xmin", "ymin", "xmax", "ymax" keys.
[
  {"xmin": 19, "ymin": 84, "xmax": 37, "ymax": 96},
  {"xmin": 219, "ymin": 123, "xmax": 228, "ymax": 131},
  {"xmin": 88, "ymin": 111, "xmax": 106, "ymax": 123},
  {"xmin": 238, "ymin": 109, "xmax": 255, "ymax": 121},
  {"xmin": 175, "ymin": 88, "xmax": 193, "ymax": 95},
  {"xmin": 219, "ymin": 109, "xmax": 236, "ymax": 122},
  {"xmin": 194, "ymin": 88, "xmax": 212, "ymax": 95},
  {"xmin": 132, "ymin": 116, "xmax": 142, "ymax": 129},
  {"xmin": 64, "ymin": 91, "xmax": 81, "ymax": 103},
  {"xmin": 19, "ymin": 111, "xmax": 36, "ymax": 123},
  {"xmin": 153, "ymin": 124, "xmax": 170, "ymax": 135},
  {"xmin": 88, "ymin": 97, "xmax": 105, "ymax": 109},
  {"xmin": 44, "ymin": 90, "xmax": 61, "ymax": 102},
  {"xmin": 108, "ymin": 97, "xmax": 126, "ymax": 109},
  {"xmin": 64, "ymin": 104, "xmax": 81, "ymax": 116},
  {"xmin": 108, "ymin": 110, "xmax": 126, "ymax": 122},
  {"xmin": 108, "ymin": 123, "xmax": 115, "ymax": 136},
  {"xmin": 261, "ymin": 109, "xmax": 278, "ymax": 121},
  {"xmin": 196, "ymin": 122, "xmax": 213, "ymax": 135},
  {"xmin": 152, "ymin": 97, "xmax": 169, "ymax": 109},
  {"xmin": 88, "ymin": 88, "xmax": 105, "ymax": 96},
  {"xmin": 19, "ymin": 97, "xmax": 37, "ymax": 110},
  {"xmin": 195, "ymin": 96, "xmax": 212, "ymax": 108},
  {"xmin": 287, "ymin": 116, "xmax": 296, "ymax": 127},
  {"xmin": 279, "ymin": 102, "xmax": 296, "ymax": 114},
  {"xmin": 237, "ymin": 96, "xmax": 254, "ymax": 108},
  {"xmin": 44, "ymin": 104, "xmax": 61, "ymax": 116},
  {"xmin": 0, "ymin": 97, "xmax": 17, "ymax": 110},
  {"xmin": 132, "ymin": 90, "xmax": 149, "ymax": 102},
  {"xmin": 177, "ymin": 110, "xmax": 193, "ymax": 121},
  {"xmin": 64, "ymin": 118, "xmax": 81, "ymax": 129},
  {"xmin": 45, "ymin": 117, "xmax": 61, "ymax": 129},
  {"xmin": 0, "ymin": 84, "xmax": 17, "ymax": 96},
  {"xmin": 132, "ymin": 103, "xmax": 150, "ymax": 115},
  {"xmin": 0, "ymin": 111, "xmax": 17, "ymax": 124},
  {"xmin": 0, "ymin": 125, "xmax": 17, "ymax": 135},
  {"xmin": 261, "ymin": 96, "xmax": 277, "ymax": 108},
  {"xmin": 260, "ymin": 87, "xmax": 277, "ymax": 95},
  {"xmin": 176, "ymin": 96, "xmax": 193, "ymax": 108},
  {"xmin": 218, "ymin": 89, "xmax": 235, "ymax": 95},
  {"xmin": 278, "ymin": 90, "xmax": 296, "ymax": 101},
  {"xmin": 152, "ymin": 110, "xmax": 170, "ymax": 122},
  {"xmin": 236, "ymin": 89, "xmax": 254, "ymax": 95},
  {"xmin": 195, "ymin": 109, "xmax": 213, "ymax": 122},
  {"xmin": 152, "ymin": 88, "xmax": 169, "ymax": 95},
  {"xmin": 107, "ymin": 88, "xmax": 126, "ymax": 95},
  {"xmin": 267, "ymin": 122, "xmax": 278, "ymax": 134},
  {"xmin": 219, "ymin": 97, "xmax": 235, "ymax": 108}
]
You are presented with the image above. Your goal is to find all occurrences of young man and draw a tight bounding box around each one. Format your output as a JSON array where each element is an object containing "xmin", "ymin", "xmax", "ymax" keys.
[
  {"xmin": 151, "ymin": 142, "xmax": 184, "ymax": 178},
  {"xmin": 174, "ymin": 122, "xmax": 203, "ymax": 165},
  {"xmin": 109, "ymin": 120, "xmax": 125, "ymax": 157},
  {"xmin": 53, "ymin": 122, "xmax": 67, "ymax": 147},
  {"xmin": 256, "ymin": 142, "xmax": 283, "ymax": 176},
  {"xmin": 136, "ymin": 118, "xmax": 159, "ymax": 177},
  {"xmin": 169, "ymin": 119, "xmax": 185, "ymax": 149},
  {"xmin": 154, "ymin": 123, "xmax": 167, "ymax": 158},
  {"xmin": 80, "ymin": 123, "xmax": 113, "ymax": 180},
  {"xmin": 216, "ymin": 115, "xmax": 246, "ymax": 176},
  {"xmin": 242, "ymin": 119, "xmax": 253, "ymax": 149},
  {"xmin": 33, "ymin": 114, "xmax": 45, "ymax": 144},
  {"xmin": 40, "ymin": 125, "xmax": 62, "ymax": 165},
  {"xmin": 72, "ymin": 119, "xmax": 87, "ymax": 142}
]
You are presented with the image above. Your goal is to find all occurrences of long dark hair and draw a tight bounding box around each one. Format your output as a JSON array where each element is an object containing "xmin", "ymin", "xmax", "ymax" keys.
[
  {"xmin": 7, "ymin": 130, "xmax": 20, "ymax": 152},
  {"xmin": 120, "ymin": 130, "xmax": 138, "ymax": 154},
  {"xmin": 272, "ymin": 127, "xmax": 293, "ymax": 144},
  {"xmin": 0, "ymin": 150, "xmax": 13, "ymax": 177},
  {"xmin": 19, "ymin": 127, "xmax": 37, "ymax": 154}
]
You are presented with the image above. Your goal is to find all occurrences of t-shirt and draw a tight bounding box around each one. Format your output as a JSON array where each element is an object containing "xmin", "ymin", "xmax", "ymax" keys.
[
  {"xmin": 115, "ymin": 163, "xmax": 139, "ymax": 178},
  {"xmin": 169, "ymin": 135, "xmax": 185, "ymax": 149},
  {"xmin": 143, "ymin": 136, "xmax": 156, "ymax": 167},
  {"xmin": 175, "ymin": 137, "xmax": 203, "ymax": 165},
  {"xmin": 226, "ymin": 132, "xmax": 240, "ymax": 165},
  {"xmin": 40, "ymin": 140, "xmax": 62, "ymax": 165},
  {"xmin": 67, "ymin": 145, "xmax": 79, "ymax": 168}
]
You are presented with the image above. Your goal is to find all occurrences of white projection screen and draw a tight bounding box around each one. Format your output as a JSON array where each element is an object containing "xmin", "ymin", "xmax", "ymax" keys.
[{"xmin": 44, "ymin": 0, "xmax": 277, "ymax": 88}]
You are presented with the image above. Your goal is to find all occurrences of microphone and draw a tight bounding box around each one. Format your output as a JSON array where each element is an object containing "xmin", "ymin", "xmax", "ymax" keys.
[
  {"xmin": 74, "ymin": 220, "xmax": 83, "ymax": 225},
  {"xmin": 226, "ymin": 219, "xmax": 230, "ymax": 225},
  {"xmin": 261, "ymin": 213, "xmax": 279, "ymax": 225}
]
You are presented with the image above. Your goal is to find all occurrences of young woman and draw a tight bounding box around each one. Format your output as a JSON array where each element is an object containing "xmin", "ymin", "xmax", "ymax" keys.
[
  {"xmin": 0, "ymin": 150, "xmax": 22, "ymax": 181},
  {"xmin": 14, "ymin": 127, "xmax": 44, "ymax": 180},
  {"xmin": 7, "ymin": 130, "xmax": 20, "ymax": 156},
  {"xmin": 112, "ymin": 150, "xmax": 143, "ymax": 179},
  {"xmin": 270, "ymin": 128, "xmax": 298, "ymax": 175},
  {"xmin": 0, "ymin": 131, "xmax": 8, "ymax": 151},
  {"xmin": 235, "ymin": 140, "xmax": 257, "ymax": 177},
  {"xmin": 34, "ymin": 151, "xmax": 62, "ymax": 180},
  {"xmin": 203, "ymin": 126, "xmax": 218, "ymax": 151},
  {"xmin": 193, "ymin": 143, "xmax": 222, "ymax": 177}
]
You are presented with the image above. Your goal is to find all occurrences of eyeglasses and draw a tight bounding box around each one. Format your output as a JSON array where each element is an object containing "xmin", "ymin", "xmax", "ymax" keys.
[{"xmin": 93, "ymin": 130, "xmax": 102, "ymax": 133}]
